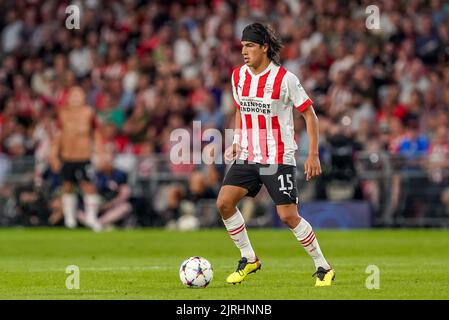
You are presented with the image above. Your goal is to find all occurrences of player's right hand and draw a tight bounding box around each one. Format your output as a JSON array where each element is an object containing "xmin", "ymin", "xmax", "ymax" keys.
[{"xmin": 224, "ymin": 143, "xmax": 241, "ymax": 162}]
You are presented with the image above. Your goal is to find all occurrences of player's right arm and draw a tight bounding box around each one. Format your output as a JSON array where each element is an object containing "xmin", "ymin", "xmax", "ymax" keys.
[
  {"xmin": 49, "ymin": 130, "xmax": 62, "ymax": 172},
  {"xmin": 224, "ymin": 108, "xmax": 242, "ymax": 162},
  {"xmin": 49, "ymin": 114, "xmax": 62, "ymax": 172},
  {"xmin": 225, "ymin": 68, "xmax": 243, "ymax": 162}
]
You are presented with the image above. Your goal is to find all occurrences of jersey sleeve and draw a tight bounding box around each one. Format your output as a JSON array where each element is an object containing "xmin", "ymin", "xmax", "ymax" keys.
[
  {"xmin": 231, "ymin": 67, "xmax": 241, "ymax": 110},
  {"xmin": 117, "ymin": 171, "xmax": 128, "ymax": 185},
  {"xmin": 285, "ymin": 72, "xmax": 313, "ymax": 112}
]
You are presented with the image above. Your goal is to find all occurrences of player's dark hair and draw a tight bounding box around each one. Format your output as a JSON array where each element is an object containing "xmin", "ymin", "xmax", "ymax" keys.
[{"xmin": 243, "ymin": 23, "xmax": 283, "ymax": 65}]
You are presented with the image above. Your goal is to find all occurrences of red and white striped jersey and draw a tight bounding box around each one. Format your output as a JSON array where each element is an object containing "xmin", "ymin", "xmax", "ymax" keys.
[{"xmin": 232, "ymin": 62, "xmax": 313, "ymax": 166}]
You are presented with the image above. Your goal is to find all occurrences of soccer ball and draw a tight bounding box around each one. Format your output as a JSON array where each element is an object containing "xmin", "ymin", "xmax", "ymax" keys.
[{"xmin": 179, "ymin": 256, "xmax": 213, "ymax": 288}]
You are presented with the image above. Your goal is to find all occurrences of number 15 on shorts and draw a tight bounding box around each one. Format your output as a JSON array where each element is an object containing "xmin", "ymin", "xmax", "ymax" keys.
[{"xmin": 278, "ymin": 174, "xmax": 293, "ymax": 191}]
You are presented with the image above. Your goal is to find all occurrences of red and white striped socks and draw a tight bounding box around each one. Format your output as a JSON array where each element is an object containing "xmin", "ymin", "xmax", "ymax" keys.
[
  {"xmin": 223, "ymin": 209, "xmax": 257, "ymax": 262},
  {"xmin": 291, "ymin": 217, "xmax": 330, "ymax": 270}
]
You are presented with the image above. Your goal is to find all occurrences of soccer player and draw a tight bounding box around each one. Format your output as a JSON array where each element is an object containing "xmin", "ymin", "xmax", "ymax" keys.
[
  {"xmin": 50, "ymin": 86, "xmax": 102, "ymax": 231},
  {"xmin": 217, "ymin": 23, "xmax": 335, "ymax": 286}
]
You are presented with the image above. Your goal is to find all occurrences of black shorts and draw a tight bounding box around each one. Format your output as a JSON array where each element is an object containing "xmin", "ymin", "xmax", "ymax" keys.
[
  {"xmin": 61, "ymin": 161, "xmax": 94, "ymax": 183},
  {"xmin": 222, "ymin": 161, "xmax": 298, "ymax": 205}
]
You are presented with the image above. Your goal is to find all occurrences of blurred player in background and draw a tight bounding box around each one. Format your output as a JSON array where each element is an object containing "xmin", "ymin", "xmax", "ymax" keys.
[
  {"xmin": 50, "ymin": 86, "xmax": 102, "ymax": 231},
  {"xmin": 217, "ymin": 23, "xmax": 334, "ymax": 286}
]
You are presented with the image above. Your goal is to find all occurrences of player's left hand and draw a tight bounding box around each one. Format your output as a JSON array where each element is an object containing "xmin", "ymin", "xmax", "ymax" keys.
[{"xmin": 304, "ymin": 154, "xmax": 322, "ymax": 181}]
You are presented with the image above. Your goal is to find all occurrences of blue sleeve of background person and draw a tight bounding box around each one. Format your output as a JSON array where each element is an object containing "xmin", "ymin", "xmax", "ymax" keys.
[
  {"xmin": 95, "ymin": 173, "xmax": 108, "ymax": 193},
  {"xmin": 113, "ymin": 169, "xmax": 128, "ymax": 185},
  {"xmin": 398, "ymin": 139, "xmax": 411, "ymax": 154},
  {"xmin": 418, "ymin": 136, "xmax": 430, "ymax": 152},
  {"xmin": 119, "ymin": 91, "xmax": 135, "ymax": 112}
]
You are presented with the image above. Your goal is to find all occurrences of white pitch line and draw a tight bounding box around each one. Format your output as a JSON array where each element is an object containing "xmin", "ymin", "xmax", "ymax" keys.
[{"xmin": 27, "ymin": 266, "xmax": 171, "ymax": 272}]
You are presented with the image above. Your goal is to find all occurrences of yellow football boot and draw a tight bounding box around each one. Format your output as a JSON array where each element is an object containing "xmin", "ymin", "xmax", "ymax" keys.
[
  {"xmin": 226, "ymin": 257, "xmax": 261, "ymax": 284},
  {"xmin": 313, "ymin": 266, "xmax": 335, "ymax": 287}
]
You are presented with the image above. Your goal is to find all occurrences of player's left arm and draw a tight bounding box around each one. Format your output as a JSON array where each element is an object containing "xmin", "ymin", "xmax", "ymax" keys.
[
  {"xmin": 91, "ymin": 110, "xmax": 105, "ymax": 158},
  {"xmin": 286, "ymin": 72, "xmax": 321, "ymax": 181},
  {"xmin": 301, "ymin": 105, "xmax": 322, "ymax": 181}
]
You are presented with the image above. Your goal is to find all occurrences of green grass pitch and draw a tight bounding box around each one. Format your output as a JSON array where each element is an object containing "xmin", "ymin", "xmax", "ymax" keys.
[{"xmin": 0, "ymin": 228, "xmax": 448, "ymax": 299}]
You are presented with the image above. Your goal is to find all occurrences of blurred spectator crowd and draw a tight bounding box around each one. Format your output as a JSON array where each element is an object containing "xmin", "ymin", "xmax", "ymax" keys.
[{"xmin": 1, "ymin": 0, "xmax": 449, "ymax": 228}]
